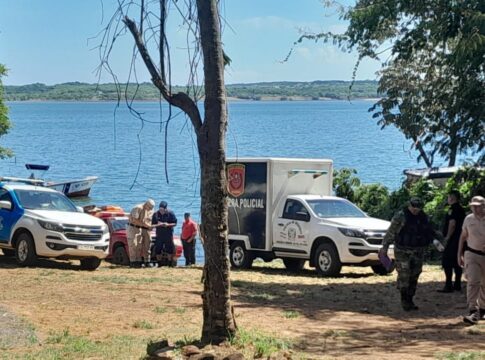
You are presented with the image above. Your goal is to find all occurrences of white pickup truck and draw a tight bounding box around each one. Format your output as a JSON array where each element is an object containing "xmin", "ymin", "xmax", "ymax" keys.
[
  {"xmin": 0, "ymin": 180, "xmax": 109, "ymax": 270},
  {"xmin": 226, "ymin": 158, "xmax": 393, "ymax": 276}
]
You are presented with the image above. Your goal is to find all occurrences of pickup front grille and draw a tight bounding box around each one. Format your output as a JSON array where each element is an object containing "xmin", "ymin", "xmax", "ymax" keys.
[
  {"xmin": 63, "ymin": 225, "xmax": 104, "ymax": 242},
  {"xmin": 366, "ymin": 237, "xmax": 382, "ymax": 245},
  {"xmin": 364, "ymin": 230, "xmax": 386, "ymax": 245}
]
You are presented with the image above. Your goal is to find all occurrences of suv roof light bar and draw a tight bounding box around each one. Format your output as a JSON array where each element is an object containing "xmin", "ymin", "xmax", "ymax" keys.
[{"xmin": 0, "ymin": 176, "xmax": 44, "ymax": 185}]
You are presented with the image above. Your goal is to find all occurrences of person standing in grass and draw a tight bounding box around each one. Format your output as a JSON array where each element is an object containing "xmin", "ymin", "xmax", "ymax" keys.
[
  {"xmin": 152, "ymin": 201, "xmax": 177, "ymax": 266},
  {"xmin": 438, "ymin": 190, "xmax": 466, "ymax": 293},
  {"xmin": 181, "ymin": 212, "xmax": 198, "ymax": 266},
  {"xmin": 380, "ymin": 197, "xmax": 440, "ymax": 311},
  {"xmin": 127, "ymin": 199, "xmax": 155, "ymax": 268},
  {"xmin": 458, "ymin": 196, "xmax": 485, "ymax": 325}
]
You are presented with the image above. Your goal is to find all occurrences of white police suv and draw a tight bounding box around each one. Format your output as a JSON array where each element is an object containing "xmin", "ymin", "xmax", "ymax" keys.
[{"xmin": 0, "ymin": 181, "xmax": 109, "ymax": 270}]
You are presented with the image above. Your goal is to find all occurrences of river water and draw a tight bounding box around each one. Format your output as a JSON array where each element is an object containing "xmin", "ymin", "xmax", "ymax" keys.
[{"xmin": 1, "ymin": 100, "xmax": 421, "ymax": 263}]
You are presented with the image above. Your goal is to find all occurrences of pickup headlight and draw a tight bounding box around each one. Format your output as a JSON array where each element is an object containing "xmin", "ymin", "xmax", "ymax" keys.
[
  {"xmin": 338, "ymin": 227, "xmax": 365, "ymax": 238},
  {"xmin": 102, "ymin": 224, "xmax": 109, "ymax": 234},
  {"xmin": 38, "ymin": 220, "xmax": 64, "ymax": 233}
]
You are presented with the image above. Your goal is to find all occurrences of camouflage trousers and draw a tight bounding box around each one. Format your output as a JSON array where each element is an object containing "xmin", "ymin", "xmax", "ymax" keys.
[{"xmin": 395, "ymin": 246, "xmax": 426, "ymax": 296}]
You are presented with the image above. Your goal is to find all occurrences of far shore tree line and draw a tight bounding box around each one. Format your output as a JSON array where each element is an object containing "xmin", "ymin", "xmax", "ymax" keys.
[
  {"xmin": 3, "ymin": 80, "xmax": 380, "ymax": 101},
  {"xmin": 0, "ymin": 0, "xmax": 483, "ymax": 347}
]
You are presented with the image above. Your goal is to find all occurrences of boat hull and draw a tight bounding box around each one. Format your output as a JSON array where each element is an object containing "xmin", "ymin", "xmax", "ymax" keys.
[{"xmin": 45, "ymin": 176, "xmax": 98, "ymax": 198}]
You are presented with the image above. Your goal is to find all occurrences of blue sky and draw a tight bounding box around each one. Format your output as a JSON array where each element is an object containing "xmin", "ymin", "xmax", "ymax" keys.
[{"xmin": 0, "ymin": 0, "xmax": 379, "ymax": 85}]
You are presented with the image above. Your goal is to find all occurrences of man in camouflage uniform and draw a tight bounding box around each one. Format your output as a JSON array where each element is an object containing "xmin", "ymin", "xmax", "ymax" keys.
[{"xmin": 379, "ymin": 197, "xmax": 439, "ymax": 311}]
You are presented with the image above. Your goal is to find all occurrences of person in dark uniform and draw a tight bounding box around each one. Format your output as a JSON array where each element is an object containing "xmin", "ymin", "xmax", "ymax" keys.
[
  {"xmin": 380, "ymin": 197, "xmax": 441, "ymax": 311},
  {"xmin": 152, "ymin": 201, "xmax": 177, "ymax": 266},
  {"xmin": 438, "ymin": 190, "xmax": 466, "ymax": 292}
]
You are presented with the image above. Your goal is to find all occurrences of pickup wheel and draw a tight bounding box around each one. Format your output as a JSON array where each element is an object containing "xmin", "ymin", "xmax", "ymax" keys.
[
  {"xmin": 2, "ymin": 249, "xmax": 15, "ymax": 257},
  {"xmin": 112, "ymin": 246, "xmax": 129, "ymax": 266},
  {"xmin": 229, "ymin": 242, "xmax": 253, "ymax": 269},
  {"xmin": 15, "ymin": 232, "xmax": 37, "ymax": 267},
  {"xmin": 314, "ymin": 243, "xmax": 341, "ymax": 277},
  {"xmin": 371, "ymin": 264, "xmax": 394, "ymax": 276},
  {"xmin": 283, "ymin": 258, "xmax": 305, "ymax": 272},
  {"xmin": 80, "ymin": 258, "xmax": 101, "ymax": 271}
]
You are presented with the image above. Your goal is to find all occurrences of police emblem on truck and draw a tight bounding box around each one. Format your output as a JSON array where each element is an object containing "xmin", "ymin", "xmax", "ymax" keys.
[{"xmin": 227, "ymin": 164, "xmax": 245, "ymax": 197}]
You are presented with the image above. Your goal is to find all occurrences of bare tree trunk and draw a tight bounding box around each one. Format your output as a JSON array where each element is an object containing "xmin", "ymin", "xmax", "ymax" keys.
[
  {"xmin": 121, "ymin": 0, "xmax": 235, "ymax": 344},
  {"xmin": 414, "ymin": 138, "xmax": 433, "ymax": 168},
  {"xmin": 196, "ymin": 0, "xmax": 236, "ymax": 344}
]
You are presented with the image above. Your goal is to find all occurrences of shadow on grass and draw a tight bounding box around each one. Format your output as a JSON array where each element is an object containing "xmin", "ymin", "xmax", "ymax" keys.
[
  {"xmin": 0, "ymin": 254, "xmax": 81, "ymax": 270},
  {"xmin": 229, "ymin": 276, "xmax": 468, "ymax": 321},
  {"xmin": 232, "ymin": 265, "xmax": 376, "ymax": 279}
]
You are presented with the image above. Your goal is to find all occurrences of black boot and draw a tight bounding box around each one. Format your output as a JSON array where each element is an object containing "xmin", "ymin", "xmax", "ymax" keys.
[
  {"xmin": 437, "ymin": 282, "xmax": 453, "ymax": 293},
  {"xmin": 407, "ymin": 294, "xmax": 419, "ymax": 310},
  {"xmin": 454, "ymin": 279, "xmax": 462, "ymax": 291},
  {"xmin": 401, "ymin": 289, "xmax": 413, "ymax": 311}
]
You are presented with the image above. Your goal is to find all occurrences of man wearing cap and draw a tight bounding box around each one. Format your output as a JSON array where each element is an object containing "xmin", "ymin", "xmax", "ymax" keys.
[
  {"xmin": 438, "ymin": 190, "xmax": 466, "ymax": 293},
  {"xmin": 127, "ymin": 199, "xmax": 155, "ymax": 268},
  {"xmin": 152, "ymin": 201, "xmax": 177, "ymax": 266},
  {"xmin": 458, "ymin": 195, "xmax": 485, "ymax": 325},
  {"xmin": 380, "ymin": 197, "xmax": 439, "ymax": 311},
  {"xmin": 181, "ymin": 212, "xmax": 198, "ymax": 266}
]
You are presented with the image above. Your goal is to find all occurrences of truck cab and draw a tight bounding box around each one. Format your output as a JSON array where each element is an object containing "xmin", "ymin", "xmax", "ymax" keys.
[{"xmin": 227, "ymin": 158, "xmax": 393, "ymax": 276}]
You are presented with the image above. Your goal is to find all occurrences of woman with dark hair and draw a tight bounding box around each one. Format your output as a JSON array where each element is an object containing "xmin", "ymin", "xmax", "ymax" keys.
[{"xmin": 438, "ymin": 190, "xmax": 466, "ymax": 293}]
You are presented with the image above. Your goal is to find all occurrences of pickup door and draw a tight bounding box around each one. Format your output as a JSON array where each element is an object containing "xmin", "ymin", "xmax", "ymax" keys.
[
  {"xmin": 273, "ymin": 199, "xmax": 311, "ymax": 255},
  {"xmin": 0, "ymin": 188, "xmax": 23, "ymax": 243}
]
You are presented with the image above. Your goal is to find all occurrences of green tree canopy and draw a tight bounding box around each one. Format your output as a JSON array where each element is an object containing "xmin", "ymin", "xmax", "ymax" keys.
[
  {"xmin": 0, "ymin": 64, "xmax": 13, "ymax": 159},
  {"xmin": 301, "ymin": 0, "xmax": 485, "ymax": 166}
]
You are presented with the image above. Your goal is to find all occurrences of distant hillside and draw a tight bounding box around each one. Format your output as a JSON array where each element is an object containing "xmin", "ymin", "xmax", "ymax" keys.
[{"xmin": 4, "ymin": 80, "xmax": 379, "ymax": 101}]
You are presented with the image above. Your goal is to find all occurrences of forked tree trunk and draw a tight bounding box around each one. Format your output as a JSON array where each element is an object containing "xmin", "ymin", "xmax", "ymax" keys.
[
  {"xmin": 123, "ymin": 0, "xmax": 235, "ymax": 344},
  {"xmin": 196, "ymin": 0, "xmax": 236, "ymax": 344}
]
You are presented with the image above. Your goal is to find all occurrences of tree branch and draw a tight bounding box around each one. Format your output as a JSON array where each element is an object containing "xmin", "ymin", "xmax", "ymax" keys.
[{"xmin": 123, "ymin": 15, "xmax": 203, "ymax": 132}]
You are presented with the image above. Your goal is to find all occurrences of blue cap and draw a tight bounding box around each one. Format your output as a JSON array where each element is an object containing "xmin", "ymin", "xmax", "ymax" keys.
[{"xmin": 159, "ymin": 201, "xmax": 168, "ymax": 209}]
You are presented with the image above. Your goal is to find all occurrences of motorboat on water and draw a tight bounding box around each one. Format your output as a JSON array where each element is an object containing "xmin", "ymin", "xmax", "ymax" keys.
[{"xmin": 25, "ymin": 164, "xmax": 98, "ymax": 197}]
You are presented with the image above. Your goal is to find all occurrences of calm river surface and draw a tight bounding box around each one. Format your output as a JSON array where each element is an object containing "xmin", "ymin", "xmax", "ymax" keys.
[{"xmin": 2, "ymin": 100, "xmax": 422, "ymax": 263}]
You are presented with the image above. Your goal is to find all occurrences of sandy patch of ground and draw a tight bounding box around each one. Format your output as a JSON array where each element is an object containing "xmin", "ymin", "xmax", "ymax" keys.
[{"xmin": 0, "ymin": 254, "xmax": 484, "ymax": 359}]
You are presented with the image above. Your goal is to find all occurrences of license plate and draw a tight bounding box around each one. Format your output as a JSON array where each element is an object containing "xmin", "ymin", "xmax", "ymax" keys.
[{"xmin": 78, "ymin": 245, "xmax": 95, "ymax": 251}]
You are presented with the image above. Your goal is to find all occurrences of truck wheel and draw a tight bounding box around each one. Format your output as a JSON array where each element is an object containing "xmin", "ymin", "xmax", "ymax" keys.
[
  {"xmin": 2, "ymin": 249, "xmax": 15, "ymax": 257},
  {"xmin": 371, "ymin": 264, "xmax": 394, "ymax": 276},
  {"xmin": 15, "ymin": 232, "xmax": 37, "ymax": 267},
  {"xmin": 80, "ymin": 258, "xmax": 101, "ymax": 271},
  {"xmin": 283, "ymin": 258, "xmax": 305, "ymax": 272},
  {"xmin": 230, "ymin": 242, "xmax": 253, "ymax": 269},
  {"xmin": 314, "ymin": 243, "xmax": 341, "ymax": 277},
  {"xmin": 112, "ymin": 246, "xmax": 129, "ymax": 266}
]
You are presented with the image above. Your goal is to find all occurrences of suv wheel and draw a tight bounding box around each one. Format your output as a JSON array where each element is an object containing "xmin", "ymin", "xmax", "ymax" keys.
[
  {"xmin": 15, "ymin": 232, "xmax": 37, "ymax": 266},
  {"xmin": 112, "ymin": 246, "xmax": 129, "ymax": 266},
  {"xmin": 283, "ymin": 258, "xmax": 305, "ymax": 272},
  {"xmin": 314, "ymin": 243, "xmax": 341, "ymax": 277},
  {"xmin": 80, "ymin": 258, "xmax": 101, "ymax": 271},
  {"xmin": 371, "ymin": 264, "xmax": 394, "ymax": 276},
  {"xmin": 229, "ymin": 242, "xmax": 253, "ymax": 269}
]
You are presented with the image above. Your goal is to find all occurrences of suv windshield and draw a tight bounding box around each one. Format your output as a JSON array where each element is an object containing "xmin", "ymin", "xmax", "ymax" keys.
[
  {"xmin": 307, "ymin": 199, "xmax": 367, "ymax": 218},
  {"xmin": 14, "ymin": 189, "xmax": 78, "ymax": 212}
]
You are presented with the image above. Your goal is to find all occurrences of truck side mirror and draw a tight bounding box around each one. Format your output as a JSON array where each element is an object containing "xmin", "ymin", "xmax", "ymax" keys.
[
  {"xmin": 294, "ymin": 211, "xmax": 310, "ymax": 222},
  {"xmin": 0, "ymin": 200, "xmax": 12, "ymax": 210}
]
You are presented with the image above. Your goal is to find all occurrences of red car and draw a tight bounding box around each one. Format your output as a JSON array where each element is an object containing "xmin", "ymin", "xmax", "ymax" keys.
[{"xmin": 86, "ymin": 206, "xmax": 182, "ymax": 266}]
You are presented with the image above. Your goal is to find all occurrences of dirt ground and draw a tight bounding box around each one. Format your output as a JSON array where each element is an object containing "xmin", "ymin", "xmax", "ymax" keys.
[{"xmin": 0, "ymin": 253, "xmax": 484, "ymax": 359}]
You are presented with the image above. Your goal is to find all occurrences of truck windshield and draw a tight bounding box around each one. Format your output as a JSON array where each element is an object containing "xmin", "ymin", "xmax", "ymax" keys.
[
  {"xmin": 14, "ymin": 189, "xmax": 78, "ymax": 212},
  {"xmin": 307, "ymin": 199, "xmax": 367, "ymax": 218},
  {"xmin": 111, "ymin": 218, "xmax": 128, "ymax": 231}
]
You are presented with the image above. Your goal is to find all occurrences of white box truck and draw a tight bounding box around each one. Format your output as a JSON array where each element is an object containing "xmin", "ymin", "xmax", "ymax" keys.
[{"xmin": 226, "ymin": 158, "xmax": 393, "ymax": 276}]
